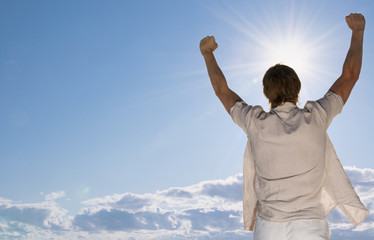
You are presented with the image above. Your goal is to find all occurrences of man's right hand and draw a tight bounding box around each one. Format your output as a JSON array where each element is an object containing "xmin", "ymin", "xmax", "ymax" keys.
[
  {"xmin": 346, "ymin": 13, "xmax": 365, "ymax": 31},
  {"xmin": 200, "ymin": 36, "xmax": 218, "ymax": 56}
]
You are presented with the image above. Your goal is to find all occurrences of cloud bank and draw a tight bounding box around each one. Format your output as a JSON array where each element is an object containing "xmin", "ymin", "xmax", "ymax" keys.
[{"xmin": 0, "ymin": 167, "xmax": 373, "ymax": 239}]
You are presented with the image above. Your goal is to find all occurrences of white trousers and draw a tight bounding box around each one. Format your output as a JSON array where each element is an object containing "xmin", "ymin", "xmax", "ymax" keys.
[{"xmin": 253, "ymin": 216, "xmax": 331, "ymax": 240}]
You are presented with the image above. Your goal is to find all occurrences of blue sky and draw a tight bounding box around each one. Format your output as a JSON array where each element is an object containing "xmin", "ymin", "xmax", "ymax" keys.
[{"xmin": 0, "ymin": 0, "xmax": 373, "ymax": 239}]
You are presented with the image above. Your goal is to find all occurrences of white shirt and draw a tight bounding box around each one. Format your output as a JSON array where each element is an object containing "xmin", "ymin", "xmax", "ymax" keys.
[{"xmin": 230, "ymin": 91, "xmax": 368, "ymax": 231}]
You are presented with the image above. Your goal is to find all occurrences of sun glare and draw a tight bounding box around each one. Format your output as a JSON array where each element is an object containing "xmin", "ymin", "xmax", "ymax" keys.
[
  {"xmin": 212, "ymin": 1, "xmax": 337, "ymax": 102},
  {"xmin": 261, "ymin": 36, "xmax": 315, "ymax": 80}
]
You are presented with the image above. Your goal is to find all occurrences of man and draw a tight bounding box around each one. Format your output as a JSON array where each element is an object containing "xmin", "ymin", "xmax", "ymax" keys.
[{"xmin": 200, "ymin": 13, "xmax": 368, "ymax": 240}]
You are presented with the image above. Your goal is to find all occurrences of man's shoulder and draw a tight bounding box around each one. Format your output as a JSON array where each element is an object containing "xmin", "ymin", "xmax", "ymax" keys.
[{"xmin": 231, "ymin": 101, "xmax": 265, "ymax": 113}]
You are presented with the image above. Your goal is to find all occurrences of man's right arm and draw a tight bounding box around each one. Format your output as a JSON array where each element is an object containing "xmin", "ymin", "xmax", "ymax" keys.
[{"xmin": 329, "ymin": 13, "xmax": 365, "ymax": 104}]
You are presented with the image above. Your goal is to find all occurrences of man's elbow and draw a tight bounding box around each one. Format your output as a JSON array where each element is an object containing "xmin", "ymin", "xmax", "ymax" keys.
[
  {"xmin": 214, "ymin": 87, "xmax": 230, "ymax": 98},
  {"xmin": 342, "ymin": 65, "xmax": 361, "ymax": 82},
  {"xmin": 344, "ymin": 72, "xmax": 360, "ymax": 82},
  {"xmin": 214, "ymin": 89, "xmax": 224, "ymax": 98}
]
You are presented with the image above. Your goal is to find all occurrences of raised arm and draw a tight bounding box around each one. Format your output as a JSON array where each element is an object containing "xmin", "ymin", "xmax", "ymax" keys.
[
  {"xmin": 200, "ymin": 36, "xmax": 242, "ymax": 113},
  {"xmin": 329, "ymin": 13, "xmax": 365, "ymax": 104}
]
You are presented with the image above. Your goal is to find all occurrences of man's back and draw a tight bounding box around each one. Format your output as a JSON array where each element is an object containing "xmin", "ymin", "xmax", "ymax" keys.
[{"xmin": 231, "ymin": 91, "xmax": 344, "ymax": 222}]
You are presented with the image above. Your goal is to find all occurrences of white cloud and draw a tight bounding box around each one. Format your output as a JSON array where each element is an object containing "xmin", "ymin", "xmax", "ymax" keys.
[
  {"xmin": 0, "ymin": 198, "xmax": 72, "ymax": 231},
  {"xmin": 344, "ymin": 166, "xmax": 374, "ymax": 182},
  {"xmin": 45, "ymin": 191, "xmax": 66, "ymax": 201},
  {"xmin": 0, "ymin": 166, "xmax": 373, "ymax": 239}
]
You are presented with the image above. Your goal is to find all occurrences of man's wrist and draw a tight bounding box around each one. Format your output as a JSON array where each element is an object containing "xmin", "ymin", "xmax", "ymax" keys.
[
  {"xmin": 202, "ymin": 52, "xmax": 214, "ymax": 58},
  {"xmin": 352, "ymin": 29, "xmax": 365, "ymax": 34},
  {"xmin": 352, "ymin": 29, "xmax": 365, "ymax": 38}
]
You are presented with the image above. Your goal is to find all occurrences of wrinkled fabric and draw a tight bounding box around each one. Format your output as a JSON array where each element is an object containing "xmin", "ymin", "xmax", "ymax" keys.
[
  {"xmin": 230, "ymin": 91, "xmax": 368, "ymax": 231},
  {"xmin": 254, "ymin": 215, "xmax": 331, "ymax": 240}
]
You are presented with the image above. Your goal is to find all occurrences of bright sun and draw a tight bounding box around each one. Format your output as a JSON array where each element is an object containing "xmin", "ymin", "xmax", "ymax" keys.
[
  {"xmin": 264, "ymin": 38, "xmax": 312, "ymax": 76},
  {"xmin": 215, "ymin": 2, "xmax": 334, "ymax": 102}
]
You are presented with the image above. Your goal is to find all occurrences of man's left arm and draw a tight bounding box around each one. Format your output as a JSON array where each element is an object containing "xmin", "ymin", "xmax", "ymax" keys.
[{"xmin": 200, "ymin": 36, "xmax": 242, "ymax": 113}]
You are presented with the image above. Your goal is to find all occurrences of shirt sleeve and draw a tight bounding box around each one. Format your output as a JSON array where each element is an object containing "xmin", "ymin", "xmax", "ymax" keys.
[
  {"xmin": 229, "ymin": 101, "xmax": 254, "ymax": 135},
  {"xmin": 314, "ymin": 91, "xmax": 344, "ymax": 126}
]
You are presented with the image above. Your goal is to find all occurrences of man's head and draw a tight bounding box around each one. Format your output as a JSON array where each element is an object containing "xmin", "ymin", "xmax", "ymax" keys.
[{"xmin": 262, "ymin": 64, "xmax": 301, "ymax": 109}]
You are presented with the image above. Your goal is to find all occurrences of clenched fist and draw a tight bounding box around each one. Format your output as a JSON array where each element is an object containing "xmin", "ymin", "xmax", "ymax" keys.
[
  {"xmin": 346, "ymin": 13, "xmax": 365, "ymax": 31},
  {"xmin": 200, "ymin": 36, "xmax": 218, "ymax": 56}
]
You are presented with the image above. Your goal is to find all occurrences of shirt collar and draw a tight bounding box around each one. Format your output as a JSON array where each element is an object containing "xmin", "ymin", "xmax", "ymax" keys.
[{"xmin": 272, "ymin": 102, "xmax": 298, "ymax": 112}]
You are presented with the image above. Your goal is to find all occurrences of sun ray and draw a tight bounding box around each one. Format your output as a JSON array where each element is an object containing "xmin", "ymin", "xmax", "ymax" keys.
[{"xmin": 207, "ymin": 1, "xmax": 344, "ymax": 105}]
